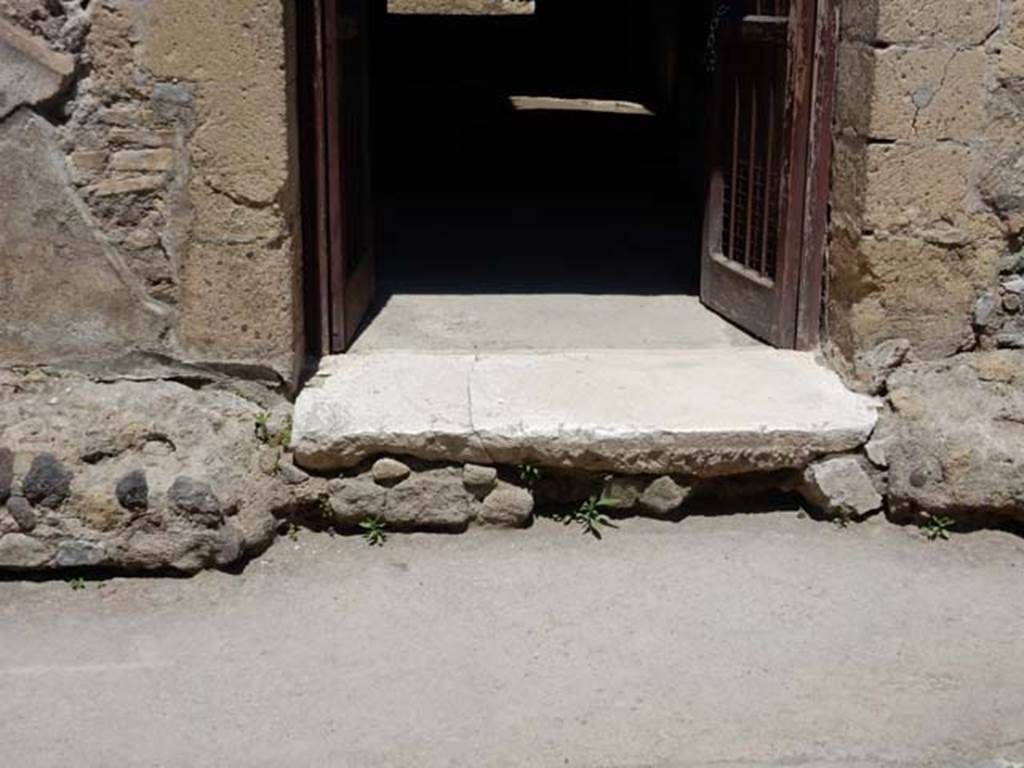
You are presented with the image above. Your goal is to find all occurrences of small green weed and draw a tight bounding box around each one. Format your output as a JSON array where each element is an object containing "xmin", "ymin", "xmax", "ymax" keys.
[
  {"xmin": 277, "ymin": 414, "xmax": 293, "ymax": 448},
  {"xmin": 568, "ymin": 495, "xmax": 619, "ymax": 540},
  {"xmin": 920, "ymin": 515, "xmax": 956, "ymax": 541},
  {"xmin": 254, "ymin": 412, "xmax": 292, "ymax": 448},
  {"xmin": 254, "ymin": 412, "xmax": 272, "ymax": 444},
  {"xmin": 360, "ymin": 516, "xmax": 388, "ymax": 547},
  {"xmin": 317, "ymin": 494, "xmax": 334, "ymax": 525},
  {"xmin": 518, "ymin": 462, "xmax": 542, "ymax": 489},
  {"xmin": 286, "ymin": 522, "xmax": 300, "ymax": 542},
  {"xmin": 832, "ymin": 510, "xmax": 852, "ymax": 529},
  {"xmin": 68, "ymin": 577, "xmax": 87, "ymax": 591}
]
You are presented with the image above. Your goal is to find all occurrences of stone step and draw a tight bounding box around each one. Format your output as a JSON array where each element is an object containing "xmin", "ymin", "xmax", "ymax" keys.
[{"xmin": 292, "ymin": 349, "xmax": 879, "ymax": 477}]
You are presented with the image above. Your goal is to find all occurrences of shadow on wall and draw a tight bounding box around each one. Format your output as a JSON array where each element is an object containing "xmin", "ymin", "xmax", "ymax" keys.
[{"xmin": 826, "ymin": 0, "xmax": 879, "ymax": 368}]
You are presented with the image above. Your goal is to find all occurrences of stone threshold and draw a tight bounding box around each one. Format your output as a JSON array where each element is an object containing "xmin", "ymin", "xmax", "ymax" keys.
[{"xmin": 292, "ymin": 349, "xmax": 879, "ymax": 477}]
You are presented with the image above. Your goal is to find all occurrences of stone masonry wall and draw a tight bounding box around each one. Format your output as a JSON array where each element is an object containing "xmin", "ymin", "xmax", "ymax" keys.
[
  {"xmin": 0, "ymin": 0, "xmax": 302, "ymax": 385},
  {"xmin": 831, "ymin": 0, "xmax": 1024, "ymax": 527},
  {"xmin": 830, "ymin": 0, "xmax": 1024, "ymax": 376}
]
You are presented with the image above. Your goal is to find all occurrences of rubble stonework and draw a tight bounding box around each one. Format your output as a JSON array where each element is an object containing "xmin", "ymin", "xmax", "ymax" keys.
[
  {"xmin": 1, "ymin": 0, "xmax": 1023, "ymax": 550},
  {"xmin": 826, "ymin": 0, "xmax": 1024, "ymax": 529},
  {"xmin": 0, "ymin": 370, "xmax": 885, "ymax": 575},
  {"xmin": 875, "ymin": 351, "xmax": 1024, "ymax": 526},
  {"xmin": 0, "ymin": 0, "xmax": 302, "ymax": 382}
]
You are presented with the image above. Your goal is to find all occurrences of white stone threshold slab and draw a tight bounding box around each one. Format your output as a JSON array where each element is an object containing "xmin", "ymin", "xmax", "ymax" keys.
[{"xmin": 293, "ymin": 350, "xmax": 880, "ymax": 476}]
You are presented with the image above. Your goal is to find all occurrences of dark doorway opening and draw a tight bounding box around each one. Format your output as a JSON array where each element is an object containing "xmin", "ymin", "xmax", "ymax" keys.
[
  {"xmin": 299, "ymin": 0, "xmax": 836, "ymax": 355},
  {"xmin": 372, "ymin": 2, "xmax": 710, "ymax": 297}
]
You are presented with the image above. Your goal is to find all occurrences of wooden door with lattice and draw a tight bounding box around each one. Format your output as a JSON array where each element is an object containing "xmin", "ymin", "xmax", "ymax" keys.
[{"xmin": 701, "ymin": 0, "xmax": 817, "ymax": 347}]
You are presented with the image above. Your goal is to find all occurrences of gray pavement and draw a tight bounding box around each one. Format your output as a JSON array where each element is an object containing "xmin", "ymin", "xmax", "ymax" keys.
[{"xmin": 2, "ymin": 512, "xmax": 1023, "ymax": 768}]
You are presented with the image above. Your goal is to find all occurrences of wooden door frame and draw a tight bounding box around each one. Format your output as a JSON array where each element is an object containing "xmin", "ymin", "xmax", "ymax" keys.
[
  {"xmin": 298, "ymin": 0, "xmax": 331, "ymax": 358},
  {"xmin": 299, "ymin": 0, "xmax": 375, "ymax": 357},
  {"xmin": 794, "ymin": 0, "xmax": 838, "ymax": 350}
]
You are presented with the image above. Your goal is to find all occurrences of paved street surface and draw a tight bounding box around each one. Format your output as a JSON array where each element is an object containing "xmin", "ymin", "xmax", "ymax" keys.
[{"xmin": 2, "ymin": 512, "xmax": 1023, "ymax": 768}]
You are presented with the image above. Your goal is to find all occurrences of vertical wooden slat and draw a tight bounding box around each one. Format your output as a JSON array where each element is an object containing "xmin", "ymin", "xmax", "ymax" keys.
[
  {"xmin": 743, "ymin": 78, "xmax": 758, "ymax": 269},
  {"xmin": 311, "ymin": 0, "xmax": 332, "ymax": 356},
  {"xmin": 323, "ymin": 0, "xmax": 347, "ymax": 351},
  {"xmin": 761, "ymin": 63, "xmax": 776, "ymax": 277},
  {"xmin": 728, "ymin": 78, "xmax": 741, "ymax": 262}
]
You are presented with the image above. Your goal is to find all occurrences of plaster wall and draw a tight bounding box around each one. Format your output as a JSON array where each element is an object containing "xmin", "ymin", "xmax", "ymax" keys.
[{"xmin": 0, "ymin": 0, "xmax": 302, "ymax": 385}]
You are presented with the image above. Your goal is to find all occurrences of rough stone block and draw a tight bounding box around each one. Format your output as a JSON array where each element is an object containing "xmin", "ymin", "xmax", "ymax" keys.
[
  {"xmin": 168, "ymin": 477, "xmax": 223, "ymax": 527},
  {"xmin": 0, "ymin": 112, "xmax": 168, "ymax": 365},
  {"xmin": 86, "ymin": 174, "xmax": 165, "ymax": 197},
  {"xmin": 329, "ymin": 479, "xmax": 387, "ymax": 528},
  {"xmin": 828, "ymin": 234, "xmax": 994, "ymax": 360},
  {"xmin": 0, "ymin": 447, "xmax": 12, "ymax": 505},
  {"xmin": 67, "ymin": 149, "xmax": 108, "ymax": 184},
  {"xmin": 479, "ymin": 482, "xmax": 534, "ymax": 527},
  {"xmin": 295, "ymin": 351, "xmax": 879, "ymax": 476},
  {"xmin": 190, "ymin": 184, "xmax": 286, "ymax": 244},
  {"xmin": 23, "ymin": 453, "xmax": 72, "ymax": 509},
  {"xmin": 881, "ymin": 352, "xmax": 1024, "ymax": 523},
  {"xmin": 835, "ymin": 42, "xmax": 875, "ymax": 137},
  {"xmin": 844, "ymin": 46, "xmax": 985, "ymax": 141},
  {"xmin": 0, "ymin": 18, "xmax": 75, "ymax": 119},
  {"xmin": 379, "ymin": 471, "xmax": 475, "ymax": 532},
  {"xmin": 116, "ymin": 469, "xmax": 149, "ymax": 511},
  {"xmin": 107, "ymin": 128, "xmax": 177, "ymax": 148},
  {"xmin": 55, "ymin": 539, "xmax": 108, "ymax": 568},
  {"xmin": 142, "ymin": 0, "xmax": 291, "ymax": 205},
  {"xmin": 179, "ymin": 239, "xmax": 297, "ymax": 376},
  {"xmin": 638, "ymin": 476, "xmax": 691, "ymax": 516},
  {"xmin": 371, "ymin": 458, "xmax": 412, "ymax": 486},
  {"xmin": 5, "ymin": 497, "xmax": 36, "ymax": 532},
  {"xmin": 110, "ymin": 148, "xmax": 174, "ymax": 172},
  {"xmin": 860, "ymin": 142, "xmax": 971, "ymax": 234},
  {"xmin": 0, "ymin": 533, "xmax": 53, "ymax": 569},
  {"xmin": 800, "ymin": 456, "xmax": 883, "ymax": 520},
  {"xmin": 462, "ymin": 464, "xmax": 498, "ymax": 497},
  {"xmin": 842, "ymin": 0, "xmax": 997, "ymax": 46},
  {"xmin": 135, "ymin": 0, "xmax": 301, "ymax": 382}
]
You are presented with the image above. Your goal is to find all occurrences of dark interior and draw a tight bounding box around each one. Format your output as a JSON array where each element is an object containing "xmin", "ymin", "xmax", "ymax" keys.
[{"xmin": 370, "ymin": 1, "xmax": 713, "ymax": 295}]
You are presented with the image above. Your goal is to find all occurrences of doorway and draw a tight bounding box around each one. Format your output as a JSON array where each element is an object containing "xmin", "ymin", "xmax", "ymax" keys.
[{"xmin": 299, "ymin": 0, "xmax": 835, "ymax": 355}]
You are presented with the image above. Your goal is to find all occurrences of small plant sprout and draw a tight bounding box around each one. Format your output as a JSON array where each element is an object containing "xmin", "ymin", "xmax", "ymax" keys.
[
  {"xmin": 518, "ymin": 462, "xmax": 542, "ymax": 489},
  {"xmin": 360, "ymin": 516, "xmax": 388, "ymax": 547},
  {"xmin": 68, "ymin": 577, "xmax": 87, "ymax": 591},
  {"xmin": 570, "ymin": 495, "xmax": 619, "ymax": 540},
  {"xmin": 254, "ymin": 412, "xmax": 272, "ymax": 444},
  {"xmin": 832, "ymin": 509, "xmax": 853, "ymax": 529},
  {"xmin": 317, "ymin": 494, "xmax": 334, "ymax": 526},
  {"xmin": 277, "ymin": 414, "xmax": 294, "ymax": 449},
  {"xmin": 254, "ymin": 412, "xmax": 292, "ymax": 448},
  {"xmin": 920, "ymin": 515, "xmax": 956, "ymax": 541}
]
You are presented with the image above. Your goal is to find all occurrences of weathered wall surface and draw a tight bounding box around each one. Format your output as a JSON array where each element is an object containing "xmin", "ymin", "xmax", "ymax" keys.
[
  {"xmin": 0, "ymin": 0, "xmax": 302, "ymax": 384},
  {"xmin": 832, "ymin": 0, "xmax": 1024, "ymax": 527},
  {"xmin": 831, "ymin": 0, "xmax": 1024, "ymax": 375}
]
